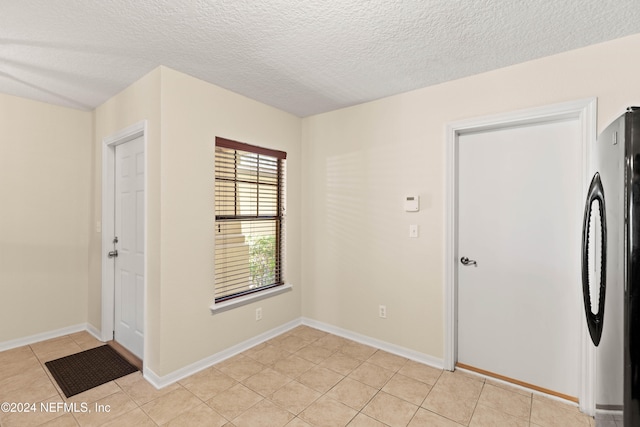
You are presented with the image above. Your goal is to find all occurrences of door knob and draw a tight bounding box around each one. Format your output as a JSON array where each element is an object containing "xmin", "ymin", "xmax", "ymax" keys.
[
  {"xmin": 460, "ymin": 257, "xmax": 477, "ymax": 267},
  {"xmin": 108, "ymin": 250, "xmax": 119, "ymax": 258}
]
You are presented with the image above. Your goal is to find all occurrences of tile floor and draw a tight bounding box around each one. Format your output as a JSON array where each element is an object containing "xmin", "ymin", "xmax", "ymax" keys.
[{"xmin": 0, "ymin": 326, "xmax": 598, "ymax": 427}]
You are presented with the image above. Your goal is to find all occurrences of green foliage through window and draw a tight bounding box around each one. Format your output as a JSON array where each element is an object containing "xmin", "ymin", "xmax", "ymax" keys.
[{"xmin": 249, "ymin": 235, "xmax": 276, "ymax": 288}]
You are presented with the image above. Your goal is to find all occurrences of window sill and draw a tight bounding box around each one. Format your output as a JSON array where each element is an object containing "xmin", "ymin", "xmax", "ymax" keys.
[{"xmin": 210, "ymin": 284, "xmax": 293, "ymax": 314}]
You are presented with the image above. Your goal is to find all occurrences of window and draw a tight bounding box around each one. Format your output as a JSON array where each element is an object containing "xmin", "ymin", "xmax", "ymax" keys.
[{"xmin": 214, "ymin": 137, "xmax": 286, "ymax": 302}]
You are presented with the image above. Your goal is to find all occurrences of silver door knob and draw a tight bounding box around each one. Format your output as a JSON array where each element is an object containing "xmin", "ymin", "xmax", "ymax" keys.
[
  {"xmin": 460, "ymin": 257, "xmax": 477, "ymax": 267},
  {"xmin": 108, "ymin": 250, "xmax": 119, "ymax": 258}
]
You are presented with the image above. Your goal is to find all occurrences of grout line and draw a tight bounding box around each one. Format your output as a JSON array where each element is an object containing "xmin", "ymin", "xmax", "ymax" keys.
[
  {"xmin": 2, "ymin": 327, "xmax": 595, "ymax": 427},
  {"xmin": 529, "ymin": 392, "xmax": 534, "ymax": 424},
  {"xmin": 467, "ymin": 380, "xmax": 486, "ymax": 426}
]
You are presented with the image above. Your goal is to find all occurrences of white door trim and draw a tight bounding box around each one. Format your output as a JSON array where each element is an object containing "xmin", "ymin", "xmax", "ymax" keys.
[
  {"xmin": 101, "ymin": 121, "xmax": 148, "ymax": 362},
  {"xmin": 444, "ymin": 98, "xmax": 597, "ymax": 414}
]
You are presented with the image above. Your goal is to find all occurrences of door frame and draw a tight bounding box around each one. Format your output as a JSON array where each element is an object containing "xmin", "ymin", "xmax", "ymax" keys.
[
  {"xmin": 444, "ymin": 98, "xmax": 597, "ymax": 414},
  {"xmin": 101, "ymin": 121, "xmax": 148, "ymax": 362}
]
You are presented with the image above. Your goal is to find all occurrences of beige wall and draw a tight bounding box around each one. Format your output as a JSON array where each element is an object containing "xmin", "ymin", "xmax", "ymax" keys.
[
  {"xmin": 5, "ymin": 32, "xmax": 640, "ymax": 378},
  {"xmin": 301, "ymin": 34, "xmax": 640, "ymax": 359},
  {"xmin": 92, "ymin": 67, "xmax": 162, "ymax": 368},
  {"xmin": 0, "ymin": 93, "xmax": 92, "ymax": 342},
  {"xmin": 157, "ymin": 67, "xmax": 301, "ymax": 375},
  {"xmin": 91, "ymin": 67, "xmax": 301, "ymax": 376}
]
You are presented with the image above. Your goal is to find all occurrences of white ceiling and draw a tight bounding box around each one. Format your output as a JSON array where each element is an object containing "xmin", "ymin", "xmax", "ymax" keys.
[{"xmin": 2, "ymin": 0, "xmax": 639, "ymax": 117}]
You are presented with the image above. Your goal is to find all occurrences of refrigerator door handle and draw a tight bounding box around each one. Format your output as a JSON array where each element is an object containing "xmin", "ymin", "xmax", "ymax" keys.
[{"xmin": 581, "ymin": 172, "xmax": 607, "ymax": 346}]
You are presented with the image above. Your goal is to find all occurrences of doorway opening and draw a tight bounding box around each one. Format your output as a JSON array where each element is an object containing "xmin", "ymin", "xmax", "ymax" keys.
[
  {"xmin": 444, "ymin": 99, "xmax": 597, "ymax": 414},
  {"xmin": 101, "ymin": 121, "xmax": 147, "ymax": 367}
]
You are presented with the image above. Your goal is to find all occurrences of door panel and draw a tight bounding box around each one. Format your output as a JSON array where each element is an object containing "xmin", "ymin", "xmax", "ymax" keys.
[
  {"xmin": 114, "ymin": 137, "xmax": 144, "ymax": 359},
  {"xmin": 457, "ymin": 119, "xmax": 582, "ymax": 397},
  {"xmin": 591, "ymin": 116, "xmax": 624, "ymax": 407}
]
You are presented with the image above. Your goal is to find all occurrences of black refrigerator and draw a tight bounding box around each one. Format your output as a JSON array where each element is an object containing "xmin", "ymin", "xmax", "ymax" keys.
[{"xmin": 582, "ymin": 107, "xmax": 640, "ymax": 426}]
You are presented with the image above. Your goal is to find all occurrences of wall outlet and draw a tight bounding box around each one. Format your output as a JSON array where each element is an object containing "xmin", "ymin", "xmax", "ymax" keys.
[
  {"xmin": 255, "ymin": 307, "xmax": 262, "ymax": 321},
  {"xmin": 379, "ymin": 305, "xmax": 387, "ymax": 319}
]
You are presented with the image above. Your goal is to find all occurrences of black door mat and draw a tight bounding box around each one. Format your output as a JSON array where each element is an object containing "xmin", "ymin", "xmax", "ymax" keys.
[{"xmin": 45, "ymin": 345, "xmax": 139, "ymax": 397}]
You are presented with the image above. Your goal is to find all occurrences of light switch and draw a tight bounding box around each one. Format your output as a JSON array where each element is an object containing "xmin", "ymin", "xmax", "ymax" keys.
[{"xmin": 409, "ymin": 224, "xmax": 419, "ymax": 238}]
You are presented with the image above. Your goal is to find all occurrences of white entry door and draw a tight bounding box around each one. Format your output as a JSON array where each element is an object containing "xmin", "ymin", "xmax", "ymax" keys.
[
  {"xmin": 457, "ymin": 119, "xmax": 582, "ymax": 398},
  {"xmin": 113, "ymin": 137, "xmax": 145, "ymax": 359}
]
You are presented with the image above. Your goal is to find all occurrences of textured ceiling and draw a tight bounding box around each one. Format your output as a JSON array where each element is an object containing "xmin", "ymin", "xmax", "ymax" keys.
[{"xmin": 1, "ymin": 0, "xmax": 640, "ymax": 117}]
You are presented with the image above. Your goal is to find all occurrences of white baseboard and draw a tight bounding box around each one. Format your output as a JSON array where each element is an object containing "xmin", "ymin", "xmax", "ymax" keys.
[
  {"xmin": 86, "ymin": 323, "xmax": 103, "ymax": 342},
  {"xmin": 300, "ymin": 317, "xmax": 444, "ymax": 370},
  {"xmin": 145, "ymin": 317, "xmax": 443, "ymax": 389},
  {"xmin": 595, "ymin": 408, "xmax": 623, "ymax": 421},
  {"xmin": 1, "ymin": 317, "xmax": 444, "ymax": 392},
  {"xmin": 144, "ymin": 318, "xmax": 303, "ymax": 389},
  {"xmin": 0, "ymin": 323, "xmax": 92, "ymax": 352}
]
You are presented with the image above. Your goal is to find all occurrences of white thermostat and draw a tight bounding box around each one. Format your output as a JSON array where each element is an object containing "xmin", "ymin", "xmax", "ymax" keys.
[{"xmin": 405, "ymin": 195, "xmax": 419, "ymax": 212}]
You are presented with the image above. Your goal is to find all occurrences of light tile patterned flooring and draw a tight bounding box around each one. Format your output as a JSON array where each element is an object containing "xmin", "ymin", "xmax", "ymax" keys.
[{"xmin": 0, "ymin": 325, "xmax": 597, "ymax": 427}]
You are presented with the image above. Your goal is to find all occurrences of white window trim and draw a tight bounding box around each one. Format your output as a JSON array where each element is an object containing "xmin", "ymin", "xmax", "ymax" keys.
[{"xmin": 210, "ymin": 283, "xmax": 293, "ymax": 314}]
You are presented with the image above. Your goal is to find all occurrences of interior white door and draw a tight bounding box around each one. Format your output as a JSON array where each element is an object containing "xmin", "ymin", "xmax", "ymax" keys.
[
  {"xmin": 457, "ymin": 119, "xmax": 582, "ymax": 398},
  {"xmin": 114, "ymin": 137, "xmax": 144, "ymax": 359}
]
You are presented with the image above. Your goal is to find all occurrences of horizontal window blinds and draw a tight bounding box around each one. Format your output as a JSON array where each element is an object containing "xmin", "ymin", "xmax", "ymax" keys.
[{"xmin": 215, "ymin": 137, "xmax": 286, "ymax": 302}]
